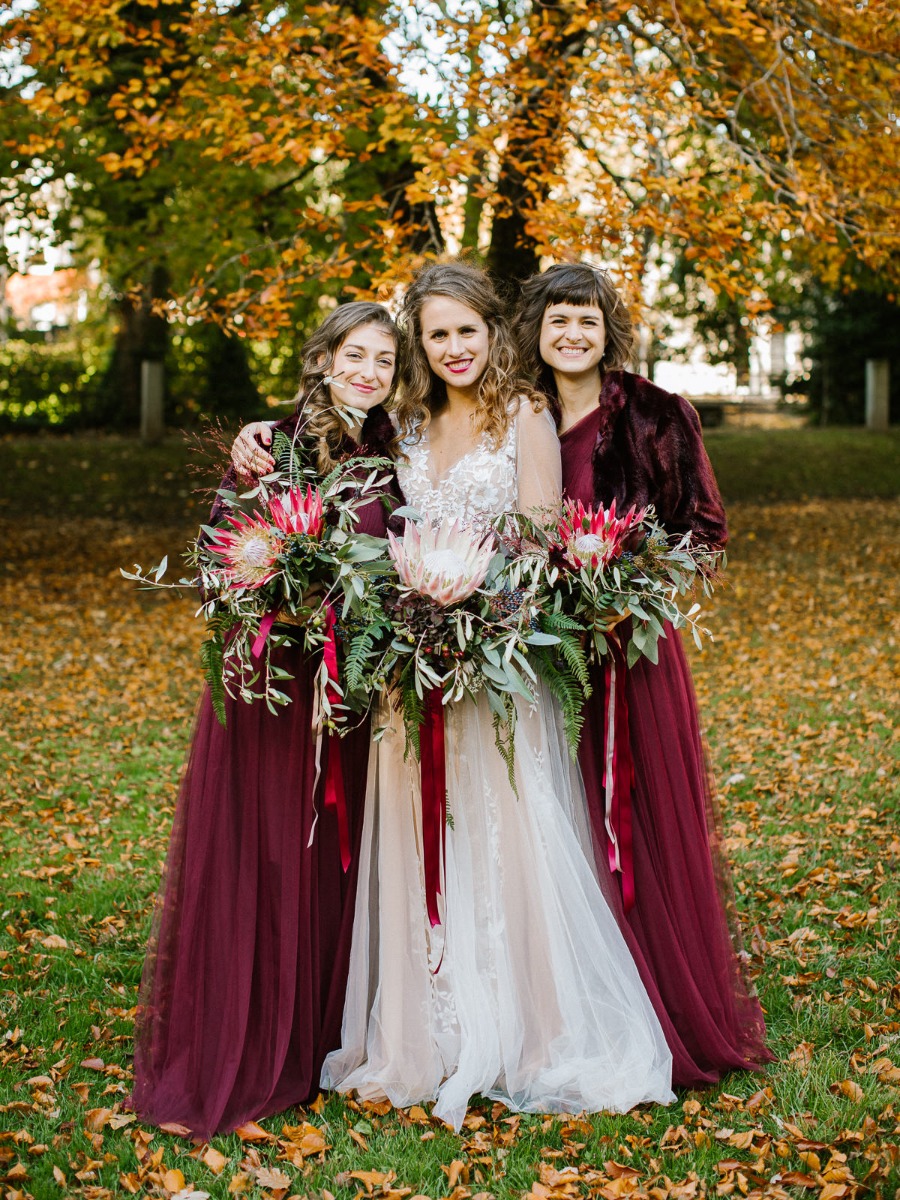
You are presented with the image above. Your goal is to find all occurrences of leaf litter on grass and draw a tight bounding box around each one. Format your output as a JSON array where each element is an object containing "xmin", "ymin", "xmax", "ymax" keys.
[{"xmin": 0, "ymin": 496, "xmax": 897, "ymax": 1200}]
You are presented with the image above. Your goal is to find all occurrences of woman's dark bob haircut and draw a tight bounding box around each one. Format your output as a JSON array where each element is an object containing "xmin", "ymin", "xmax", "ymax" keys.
[{"xmin": 513, "ymin": 262, "xmax": 635, "ymax": 402}]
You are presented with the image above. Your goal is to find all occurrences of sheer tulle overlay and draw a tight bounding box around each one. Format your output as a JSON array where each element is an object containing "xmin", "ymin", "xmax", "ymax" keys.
[
  {"xmin": 321, "ymin": 688, "xmax": 675, "ymax": 1131},
  {"xmin": 560, "ymin": 397, "xmax": 771, "ymax": 1086},
  {"xmin": 322, "ymin": 406, "xmax": 675, "ymax": 1130},
  {"xmin": 579, "ymin": 635, "xmax": 771, "ymax": 1085},
  {"xmin": 132, "ymin": 662, "xmax": 370, "ymax": 1137},
  {"xmin": 132, "ymin": 420, "xmax": 395, "ymax": 1138}
]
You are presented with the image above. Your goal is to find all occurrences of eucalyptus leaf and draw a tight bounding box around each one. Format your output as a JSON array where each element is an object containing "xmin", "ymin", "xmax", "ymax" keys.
[
  {"xmin": 510, "ymin": 647, "xmax": 537, "ymax": 683},
  {"xmin": 482, "ymin": 661, "xmax": 511, "ymax": 686},
  {"xmin": 482, "ymin": 644, "xmax": 502, "ymax": 668},
  {"xmin": 504, "ymin": 663, "xmax": 537, "ymax": 702},
  {"xmin": 524, "ymin": 631, "xmax": 560, "ymax": 646},
  {"xmin": 626, "ymin": 638, "xmax": 643, "ymax": 668}
]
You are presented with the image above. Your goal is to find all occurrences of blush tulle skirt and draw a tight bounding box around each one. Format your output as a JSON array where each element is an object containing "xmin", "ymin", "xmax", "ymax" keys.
[{"xmin": 322, "ymin": 685, "xmax": 675, "ymax": 1131}]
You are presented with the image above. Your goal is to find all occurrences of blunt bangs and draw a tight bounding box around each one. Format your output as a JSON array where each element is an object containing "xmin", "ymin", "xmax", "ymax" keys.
[{"xmin": 537, "ymin": 265, "xmax": 606, "ymax": 311}]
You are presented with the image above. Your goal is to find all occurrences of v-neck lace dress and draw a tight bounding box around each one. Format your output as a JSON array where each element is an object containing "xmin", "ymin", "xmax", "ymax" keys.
[{"xmin": 321, "ymin": 410, "xmax": 674, "ymax": 1131}]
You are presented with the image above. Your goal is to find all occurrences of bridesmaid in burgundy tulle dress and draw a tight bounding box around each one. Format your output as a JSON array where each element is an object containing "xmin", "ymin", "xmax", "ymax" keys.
[
  {"xmin": 514, "ymin": 264, "xmax": 772, "ymax": 1087},
  {"xmin": 132, "ymin": 303, "xmax": 401, "ymax": 1137}
]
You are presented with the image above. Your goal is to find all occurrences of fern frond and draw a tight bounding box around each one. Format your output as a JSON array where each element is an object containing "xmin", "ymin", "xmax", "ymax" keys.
[
  {"xmin": 492, "ymin": 694, "xmax": 519, "ymax": 796},
  {"xmin": 342, "ymin": 631, "xmax": 375, "ymax": 693},
  {"xmin": 542, "ymin": 610, "xmax": 584, "ymax": 634},
  {"xmin": 554, "ymin": 630, "xmax": 591, "ymax": 690},
  {"xmin": 397, "ymin": 671, "xmax": 426, "ymax": 760},
  {"xmin": 200, "ymin": 634, "xmax": 227, "ymax": 726},
  {"xmin": 533, "ymin": 653, "xmax": 587, "ymax": 756}
]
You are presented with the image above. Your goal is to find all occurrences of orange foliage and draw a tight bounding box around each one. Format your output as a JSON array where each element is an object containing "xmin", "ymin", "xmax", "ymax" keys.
[{"xmin": 1, "ymin": 0, "xmax": 897, "ymax": 334}]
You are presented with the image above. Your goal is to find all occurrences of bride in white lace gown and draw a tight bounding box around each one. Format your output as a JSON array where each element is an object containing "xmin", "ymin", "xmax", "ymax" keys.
[{"xmin": 321, "ymin": 263, "xmax": 674, "ymax": 1130}]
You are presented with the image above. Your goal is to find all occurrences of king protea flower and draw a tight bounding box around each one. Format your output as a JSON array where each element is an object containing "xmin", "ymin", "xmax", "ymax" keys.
[
  {"xmin": 208, "ymin": 511, "xmax": 282, "ymax": 588},
  {"xmin": 268, "ymin": 484, "xmax": 324, "ymax": 538},
  {"xmin": 388, "ymin": 519, "xmax": 494, "ymax": 607},
  {"xmin": 555, "ymin": 499, "xmax": 647, "ymax": 570}
]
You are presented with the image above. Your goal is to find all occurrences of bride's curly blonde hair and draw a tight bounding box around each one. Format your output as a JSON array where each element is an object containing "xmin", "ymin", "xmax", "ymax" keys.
[
  {"xmin": 393, "ymin": 261, "xmax": 536, "ymax": 453},
  {"xmin": 293, "ymin": 302, "xmax": 400, "ymax": 472}
]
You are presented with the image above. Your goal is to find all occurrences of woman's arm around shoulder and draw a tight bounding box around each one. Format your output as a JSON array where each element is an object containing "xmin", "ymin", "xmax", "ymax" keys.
[{"xmin": 231, "ymin": 420, "xmax": 278, "ymax": 477}]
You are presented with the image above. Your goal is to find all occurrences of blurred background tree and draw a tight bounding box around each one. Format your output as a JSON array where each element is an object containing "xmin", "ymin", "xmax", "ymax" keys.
[{"xmin": 1, "ymin": 0, "xmax": 897, "ymax": 428}]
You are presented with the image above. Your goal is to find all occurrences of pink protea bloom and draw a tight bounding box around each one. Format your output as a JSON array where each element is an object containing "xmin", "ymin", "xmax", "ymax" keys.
[
  {"xmin": 388, "ymin": 519, "xmax": 494, "ymax": 607},
  {"xmin": 208, "ymin": 512, "xmax": 281, "ymax": 588},
  {"xmin": 268, "ymin": 484, "xmax": 324, "ymax": 538},
  {"xmin": 556, "ymin": 498, "xmax": 647, "ymax": 571}
]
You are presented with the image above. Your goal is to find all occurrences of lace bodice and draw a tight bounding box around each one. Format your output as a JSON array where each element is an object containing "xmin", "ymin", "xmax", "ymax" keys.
[{"xmin": 397, "ymin": 417, "xmax": 519, "ymax": 526}]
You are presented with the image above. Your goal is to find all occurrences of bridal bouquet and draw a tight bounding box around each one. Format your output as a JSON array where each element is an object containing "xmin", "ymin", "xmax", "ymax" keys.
[
  {"xmin": 382, "ymin": 518, "xmax": 543, "ymax": 764},
  {"xmin": 375, "ymin": 514, "xmax": 588, "ymax": 927},
  {"xmin": 538, "ymin": 498, "xmax": 725, "ymax": 667},
  {"xmin": 360, "ymin": 513, "xmax": 595, "ymax": 760},
  {"xmin": 122, "ymin": 428, "xmax": 394, "ymax": 728}
]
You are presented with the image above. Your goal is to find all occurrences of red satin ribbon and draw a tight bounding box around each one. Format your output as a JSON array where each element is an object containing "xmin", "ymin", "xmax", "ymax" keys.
[
  {"xmin": 251, "ymin": 608, "xmax": 279, "ymax": 658},
  {"xmin": 420, "ymin": 688, "xmax": 448, "ymax": 928},
  {"xmin": 322, "ymin": 603, "xmax": 351, "ymax": 872},
  {"xmin": 602, "ymin": 635, "xmax": 636, "ymax": 912}
]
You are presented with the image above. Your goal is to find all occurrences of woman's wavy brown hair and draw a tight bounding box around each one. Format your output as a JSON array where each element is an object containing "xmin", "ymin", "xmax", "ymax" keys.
[
  {"xmin": 513, "ymin": 263, "xmax": 636, "ymax": 407},
  {"xmin": 393, "ymin": 261, "xmax": 536, "ymax": 452},
  {"xmin": 293, "ymin": 302, "xmax": 400, "ymax": 472}
]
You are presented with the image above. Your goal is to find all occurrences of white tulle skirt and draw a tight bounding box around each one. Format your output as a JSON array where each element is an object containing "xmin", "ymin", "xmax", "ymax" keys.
[{"xmin": 321, "ymin": 685, "xmax": 675, "ymax": 1131}]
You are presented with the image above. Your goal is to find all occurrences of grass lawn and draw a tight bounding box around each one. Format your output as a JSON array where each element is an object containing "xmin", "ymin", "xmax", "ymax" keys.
[{"xmin": 0, "ymin": 428, "xmax": 897, "ymax": 1200}]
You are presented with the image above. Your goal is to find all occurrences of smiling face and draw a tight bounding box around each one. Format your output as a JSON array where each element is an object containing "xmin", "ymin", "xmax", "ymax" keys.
[
  {"xmin": 327, "ymin": 322, "xmax": 397, "ymax": 412},
  {"xmin": 538, "ymin": 302, "xmax": 607, "ymax": 378},
  {"xmin": 419, "ymin": 295, "xmax": 491, "ymax": 396}
]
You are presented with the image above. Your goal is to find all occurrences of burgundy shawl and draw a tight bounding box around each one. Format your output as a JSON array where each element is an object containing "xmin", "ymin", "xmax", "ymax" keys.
[{"xmin": 587, "ymin": 371, "xmax": 728, "ymax": 550}]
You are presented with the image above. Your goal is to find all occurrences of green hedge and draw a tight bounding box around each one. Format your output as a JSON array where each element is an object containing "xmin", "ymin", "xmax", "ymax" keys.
[
  {"xmin": 0, "ymin": 325, "xmax": 274, "ymax": 430},
  {"xmin": 0, "ymin": 337, "xmax": 107, "ymax": 429}
]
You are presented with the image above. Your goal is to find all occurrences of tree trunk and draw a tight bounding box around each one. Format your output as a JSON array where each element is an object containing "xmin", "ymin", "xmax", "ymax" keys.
[
  {"xmin": 487, "ymin": 192, "xmax": 541, "ymax": 283},
  {"xmin": 105, "ymin": 264, "xmax": 169, "ymax": 429},
  {"xmin": 486, "ymin": 4, "xmax": 591, "ymax": 282}
]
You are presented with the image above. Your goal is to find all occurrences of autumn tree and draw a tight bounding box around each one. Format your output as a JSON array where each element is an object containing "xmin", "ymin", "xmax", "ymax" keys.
[
  {"xmin": 2, "ymin": 0, "xmax": 898, "ymax": 372},
  {"xmin": 0, "ymin": 0, "xmax": 430, "ymax": 421},
  {"xmin": 1, "ymin": 0, "xmax": 197, "ymax": 421}
]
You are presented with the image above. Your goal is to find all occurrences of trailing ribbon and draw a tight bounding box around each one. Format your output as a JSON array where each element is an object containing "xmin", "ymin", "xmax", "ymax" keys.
[
  {"xmin": 420, "ymin": 688, "xmax": 448, "ymax": 928},
  {"xmin": 322, "ymin": 604, "xmax": 350, "ymax": 872},
  {"xmin": 251, "ymin": 608, "xmax": 280, "ymax": 659},
  {"xmin": 602, "ymin": 632, "xmax": 636, "ymax": 912},
  {"xmin": 308, "ymin": 603, "xmax": 351, "ymax": 872}
]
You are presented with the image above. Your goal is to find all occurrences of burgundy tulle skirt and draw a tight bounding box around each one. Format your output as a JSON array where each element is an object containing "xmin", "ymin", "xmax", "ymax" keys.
[
  {"xmin": 132, "ymin": 649, "xmax": 367, "ymax": 1137},
  {"xmin": 579, "ymin": 625, "xmax": 772, "ymax": 1087}
]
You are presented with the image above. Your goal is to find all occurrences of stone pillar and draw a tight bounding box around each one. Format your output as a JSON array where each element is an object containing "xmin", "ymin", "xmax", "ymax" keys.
[
  {"xmin": 865, "ymin": 359, "xmax": 889, "ymax": 432},
  {"xmin": 770, "ymin": 331, "xmax": 786, "ymax": 376},
  {"xmin": 140, "ymin": 359, "xmax": 165, "ymax": 444}
]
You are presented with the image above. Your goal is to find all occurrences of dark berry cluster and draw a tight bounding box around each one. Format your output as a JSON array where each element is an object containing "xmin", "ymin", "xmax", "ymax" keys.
[
  {"xmin": 488, "ymin": 585, "xmax": 526, "ymax": 621},
  {"xmin": 334, "ymin": 612, "xmax": 370, "ymax": 642}
]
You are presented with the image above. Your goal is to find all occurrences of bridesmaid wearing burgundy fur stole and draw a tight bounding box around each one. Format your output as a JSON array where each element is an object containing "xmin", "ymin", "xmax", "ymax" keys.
[
  {"xmin": 132, "ymin": 303, "xmax": 401, "ymax": 1137},
  {"xmin": 514, "ymin": 264, "xmax": 772, "ymax": 1087}
]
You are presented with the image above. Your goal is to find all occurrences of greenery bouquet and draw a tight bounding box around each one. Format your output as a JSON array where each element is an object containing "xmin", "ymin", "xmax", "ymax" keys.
[
  {"xmin": 122, "ymin": 428, "xmax": 394, "ymax": 729},
  {"xmin": 537, "ymin": 498, "xmax": 726, "ymax": 668}
]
